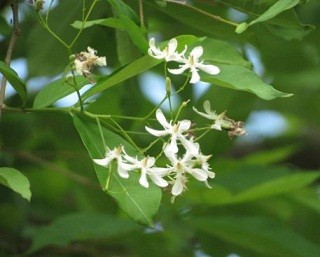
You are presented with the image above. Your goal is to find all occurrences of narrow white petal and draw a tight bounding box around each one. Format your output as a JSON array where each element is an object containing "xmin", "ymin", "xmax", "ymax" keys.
[
  {"xmin": 179, "ymin": 136, "xmax": 199, "ymax": 155},
  {"xmin": 139, "ymin": 171, "xmax": 149, "ymax": 188},
  {"xmin": 155, "ymin": 109, "xmax": 171, "ymax": 129},
  {"xmin": 193, "ymin": 107, "xmax": 216, "ymax": 120},
  {"xmin": 164, "ymin": 147, "xmax": 177, "ymax": 162},
  {"xmin": 167, "ymin": 38, "xmax": 178, "ymax": 54},
  {"xmin": 197, "ymin": 63, "xmax": 220, "ymax": 75},
  {"xmin": 207, "ymin": 170, "xmax": 216, "ymax": 179},
  {"xmin": 188, "ymin": 168, "xmax": 208, "ymax": 181},
  {"xmin": 93, "ymin": 157, "xmax": 112, "ymax": 167},
  {"xmin": 167, "ymin": 136, "xmax": 179, "ymax": 154},
  {"xmin": 190, "ymin": 46, "xmax": 203, "ymax": 59},
  {"xmin": 172, "ymin": 178, "xmax": 184, "ymax": 196},
  {"xmin": 150, "ymin": 174, "xmax": 168, "ymax": 187},
  {"xmin": 150, "ymin": 167, "xmax": 171, "ymax": 176},
  {"xmin": 117, "ymin": 165, "xmax": 129, "ymax": 178},
  {"xmin": 203, "ymin": 100, "xmax": 217, "ymax": 116},
  {"xmin": 168, "ymin": 64, "xmax": 188, "ymax": 75},
  {"xmin": 190, "ymin": 68, "xmax": 200, "ymax": 84},
  {"xmin": 149, "ymin": 37, "xmax": 156, "ymax": 48},
  {"xmin": 145, "ymin": 126, "xmax": 169, "ymax": 137},
  {"xmin": 178, "ymin": 120, "xmax": 191, "ymax": 131}
]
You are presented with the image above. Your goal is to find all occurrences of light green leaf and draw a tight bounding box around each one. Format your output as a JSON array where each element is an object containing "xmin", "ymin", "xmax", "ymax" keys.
[
  {"xmin": 72, "ymin": 115, "xmax": 162, "ymax": 226},
  {"xmin": 71, "ymin": 18, "xmax": 124, "ymax": 30},
  {"xmin": 249, "ymin": 0, "xmax": 300, "ymax": 27},
  {"xmin": 119, "ymin": 14, "xmax": 148, "ymax": 53},
  {"xmin": 202, "ymin": 64, "xmax": 292, "ymax": 100},
  {"xmin": 191, "ymin": 216, "xmax": 320, "ymax": 257},
  {"xmin": 0, "ymin": 167, "xmax": 31, "ymax": 201},
  {"xmin": 0, "ymin": 61, "xmax": 27, "ymax": 103},
  {"xmin": 224, "ymin": 172, "xmax": 320, "ymax": 205},
  {"xmin": 27, "ymin": 212, "xmax": 139, "ymax": 253},
  {"xmin": 33, "ymin": 76, "xmax": 90, "ymax": 108},
  {"xmin": 219, "ymin": 0, "xmax": 313, "ymax": 39},
  {"xmin": 201, "ymin": 37, "xmax": 251, "ymax": 67}
]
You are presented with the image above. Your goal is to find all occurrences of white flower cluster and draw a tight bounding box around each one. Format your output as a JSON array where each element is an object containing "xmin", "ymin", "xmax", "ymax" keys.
[
  {"xmin": 93, "ymin": 109, "xmax": 215, "ymax": 197},
  {"xmin": 74, "ymin": 47, "xmax": 107, "ymax": 76},
  {"xmin": 148, "ymin": 37, "xmax": 220, "ymax": 83}
]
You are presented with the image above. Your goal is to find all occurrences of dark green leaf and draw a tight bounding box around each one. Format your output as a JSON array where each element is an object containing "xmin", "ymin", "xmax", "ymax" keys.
[
  {"xmin": 28, "ymin": 212, "xmax": 139, "ymax": 253},
  {"xmin": 0, "ymin": 167, "xmax": 31, "ymax": 201},
  {"xmin": 202, "ymin": 64, "xmax": 292, "ymax": 100},
  {"xmin": 0, "ymin": 61, "xmax": 27, "ymax": 103},
  {"xmin": 107, "ymin": 0, "xmax": 140, "ymax": 24},
  {"xmin": 191, "ymin": 216, "xmax": 320, "ymax": 257},
  {"xmin": 33, "ymin": 76, "xmax": 90, "ymax": 108},
  {"xmin": 72, "ymin": 115, "xmax": 162, "ymax": 226}
]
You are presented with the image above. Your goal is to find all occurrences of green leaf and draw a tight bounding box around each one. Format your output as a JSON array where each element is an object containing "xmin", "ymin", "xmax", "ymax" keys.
[
  {"xmin": 201, "ymin": 37, "xmax": 252, "ymax": 67},
  {"xmin": 225, "ymin": 172, "xmax": 320, "ymax": 204},
  {"xmin": 82, "ymin": 35, "xmax": 199, "ymax": 99},
  {"xmin": 27, "ymin": 212, "xmax": 139, "ymax": 253},
  {"xmin": 72, "ymin": 115, "xmax": 162, "ymax": 226},
  {"xmin": 191, "ymin": 216, "xmax": 320, "ymax": 257},
  {"xmin": 219, "ymin": 0, "xmax": 313, "ymax": 40},
  {"xmin": 71, "ymin": 18, "xmax": 124, "ymax": 30},
  {"xmin": 202, "ymin": 64, "xmax": 292, "ymax": 100},
  {"xmin": 0, "ymin": 167, "xmax": 31, "ymax": 201},
  {"xmin": 106, "ymin": 0, "xmax": 140, "ymax": 24},
  {"xmin": 119, "ymin": 14, "xmax": 148, "ymax": 53},
  {"xmin": 248, "ymin": 0, "xmax": 300, "ymax": 27},
  {"xmin": 0, "ymin": 61, "xmax": 27, "ymax": 103},
  {"xmin": 33, "ymin": 76, "xmax": 90, "ymax": 108}
]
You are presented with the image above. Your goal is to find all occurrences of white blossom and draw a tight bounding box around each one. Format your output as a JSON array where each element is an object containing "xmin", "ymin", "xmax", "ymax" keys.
[
  {"xmin": 168, "ymin": 46, "xmax": 220, "ymax": 83},
  {"xmin": 122, "ymin": 155, "xmax": 169, "ymax": 188},
  {"xmin": 193, "ymin": 100, "xmax": 225, "ymax": 130},
  {"xmin": 145, "ymin": 109, "xmax": 198, "ymax": 155},
  {"xmin": 93, "ymin": 146, "xmax": 130, "ymax": 179},
  {"xmin": 74, "ymin": 46, "xmax": 106, "ymax": 76},
  {"xmin": 164, "ymin": 147, "xmax": 209, "ymax": 196},
  {"xmin": 148, "ymin": 37, "xmax": 186, "ymax": 62}
]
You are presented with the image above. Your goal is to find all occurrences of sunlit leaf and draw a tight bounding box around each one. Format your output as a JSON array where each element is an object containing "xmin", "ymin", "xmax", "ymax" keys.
[
  {"xmin": 33, "ymin": 76, "xmax": 90, "ymax": 108},
  {"xmin": 202, "ymin": 64, "xmax": 292, "ymax": 100},
  {"xmin": 0, "ymin": 61, "xmax": 27, "ymax": 103},
  {"xmin": 71, "ymin": 18, "xmax": 124, "ymax": 30},
  {"xmin": 72, "ymin": 115, "xmax": 162, "ymax": 226},
  {"xmin": 0, "ymin": 167, "xmax": 31, "ymax": 201}
]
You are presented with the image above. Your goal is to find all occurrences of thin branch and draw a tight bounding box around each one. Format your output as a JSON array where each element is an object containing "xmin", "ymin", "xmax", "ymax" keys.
[
  {"xmin": 0, "ymin": 0, "xmax": 20, "ymax": 122},
  {"xmin": 138, "ymin": 0, "xmax": 144, "ymax": 27}
]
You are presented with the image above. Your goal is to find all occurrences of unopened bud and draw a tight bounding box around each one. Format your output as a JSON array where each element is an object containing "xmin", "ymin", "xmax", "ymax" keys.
[
  {"xmin": 36, "ymin": 0, "xmax": 45, "ymax": 11},
  {"xmin": 165, "ymin": 77, "xmax": 172, "ymax": 94}
]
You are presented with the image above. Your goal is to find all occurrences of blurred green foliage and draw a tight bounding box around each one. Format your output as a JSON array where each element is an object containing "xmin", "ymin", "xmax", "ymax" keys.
[{"xmin": 1, "ymin": 0, "xmax": 320, "ymax": 256}]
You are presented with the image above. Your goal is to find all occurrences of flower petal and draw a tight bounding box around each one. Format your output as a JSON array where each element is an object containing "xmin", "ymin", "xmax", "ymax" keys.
[
  {"xmin": 197, "ymin": 63, "xmax": 220, "ymax": 75},
  {"xmin": 188, "ymin": 168, "xmax": 208, "ymax": 181},
  {"xmin": 190, "ymin": 46, "xmax": 203, "ymax": 59},
  {"xmin": 172, "ymin": 177, "xmax": 184, "ymax": 196},
  {"xmin": 178, "ymin": 119, "xmax": 191, "ymax": 131},
  {"xmin": 145, "ymin": 126, "xmax": 169, "ymax": 137},
  {"xmin": 178, "ymin": 135, "xmax": 199, "ymax": 155},
  {"xmin": 168, "ymin": 64, "xmax": 188, "ymax": 75},
  {"xmin": 93, "ymin": 156, "xmax": 112, "ymax": 167},
  {"xmin": 190, "ymin": 68, "xmax": 200, "ymax": 83},
  {"xmin": 167, "ymin": 38, "xmax": 178, "ymax": 54},
  {"xmin": 149, "ymin": 174, "xmax": 169, "ymax": 187},
  {"xmin": 155, "ymin": 109, "xmax": 171, "ymax": 129},
  {"xmin": 139, "ymin": 171, "xmax": 149, "ymax": 188}
]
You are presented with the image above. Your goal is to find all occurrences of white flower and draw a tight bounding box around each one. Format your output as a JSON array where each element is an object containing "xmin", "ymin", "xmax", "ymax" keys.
[
  {"xmin": 74, "ymin": 46, "xmax": 107, "ymax": 76},
  {"xmin": 164, "ymin": 148, "xmax": 208, "ymax": 196},
  {"xmin": 148, "ymin": 37, "xmax": 186, "ymax": 62},
  {"xmin": 145, "ymin": 109, "xmax": 198, "ymax": 155},
  {"xmin": 193, "ymin": 100, "xmax": 225, "ymax": 130},
  {"xmin": 168, "ymin": 46, "xmax": 220, "ymax": 83},
  {"xmin": 93, "ymin": 146, "xmax": 130, "ymax": 179},
  {"xmin": 122, "ymin": 155, "xmax": 169, "ymax": 188}
]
